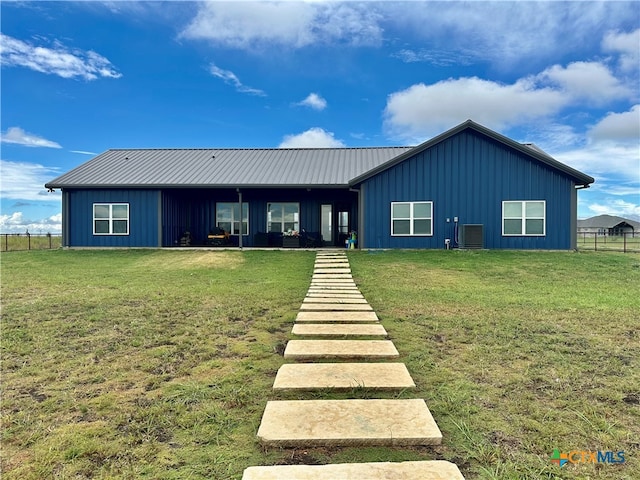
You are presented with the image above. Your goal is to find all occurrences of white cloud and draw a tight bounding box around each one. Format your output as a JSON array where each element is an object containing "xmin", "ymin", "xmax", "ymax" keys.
[
  {"xmin": 383, "ymin": 76, "xmax": 566, "ymax": 142},
  {"xmin": 555, "ymin": 142, "xmax": 639, "ymax": 188},
  {"xmin": 0, "ymin": 33, "xmax": 121, "ymax": 80},
  {"xmin": 383, "ymin": 2, "xmax": 634, "ymax": 69},
  {"xmin": 383, "ymin": 56, "xmax": 638, "ymax": 143},
  {"xmin": 587, "ymin": 199, "xmax": 640, "ymax": 219},
  {"xmin": 0, "ymin": 211, "xmax": 61, "ymax": 234},
  {"xmin": 536, "ymin": 62, "xmax": 632, "ymax": 105},
  {"xmin": 279, "ymin": 127, "xmax": 345, "ymax": 148},
  {"xmin": 180, "ymin": 2, "xmax": 382, "ymax": 49},
  {"xmin": 209, "ymin": 64, "xmax": 266, "ymax": 96},
  {"xmin": 296, "ymin": 93, "xmax": 327, "ymax": 111},
  {"xmin": 70, "ymin": 150, "xmax": 98, "ymax": 156},
  {"xmin": 391, "ymin": 48, "xmax": 474, "ymax": 67},
  {"xmin": 602, "ymin": 28, "xmax": 640, "ymax": 72},
  {"xmin": 1, "ymin": 127, "xmax": 62, "ymax": 148},
  {"xmin": 588, "ymin": 106, "xmax": 640, "ymax": 143},
  {"xmin": 0, "ymin": 160, "xmax": 62, "ymax": 201}
]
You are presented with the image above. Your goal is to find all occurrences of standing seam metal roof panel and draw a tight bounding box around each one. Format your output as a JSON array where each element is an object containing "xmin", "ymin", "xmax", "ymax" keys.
[{"xmin": 45, "ymin": 147, "xmax": 414, "ymax": 188}]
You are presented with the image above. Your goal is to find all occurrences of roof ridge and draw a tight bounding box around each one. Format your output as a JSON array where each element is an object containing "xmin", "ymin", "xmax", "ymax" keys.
[{"xmin": 106, "ymin": 146, "xmax": 413, "ymax": 152}]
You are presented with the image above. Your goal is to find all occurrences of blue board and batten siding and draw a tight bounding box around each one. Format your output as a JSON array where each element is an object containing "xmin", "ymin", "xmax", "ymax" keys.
[
  {"xmin": 359, "ymin": 130, "xmax": 578, "ymax": 250},
  {"xmin": 64, "ymin": 189, "xmax": 161, "ymax": 247}
]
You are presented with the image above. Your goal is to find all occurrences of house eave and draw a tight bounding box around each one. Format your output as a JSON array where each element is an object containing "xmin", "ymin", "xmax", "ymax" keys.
[{"xmin": 44, "ymin": 183, "xmax": 353, "ymax": 190}]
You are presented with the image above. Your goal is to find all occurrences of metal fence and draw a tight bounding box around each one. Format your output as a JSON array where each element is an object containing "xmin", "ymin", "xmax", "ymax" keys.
[
  {"xmin": 577, "ymin": 232, "xmax": 639, "ymax": 253},
  {"xmin": 1, "ymin": 233, "xmax": 62, "ymax": 252}
]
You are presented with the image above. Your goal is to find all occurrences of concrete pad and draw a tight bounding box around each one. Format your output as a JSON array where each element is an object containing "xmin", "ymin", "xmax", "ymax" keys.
[
  {"xmin": 257, "ymin": 399, "xmax": 442, "ymax": 446},
  {"xmin": 308, "ymin": 289, "xmax": 360, "ymax": 294},
  {"xmin": 309, "ymin": 285, "xmax": 358, "ymax": 290},
  {"xmin": 300, "ymin": 303, "xmax": 373, "ymax": 311},
  {"xmin": 283, "ymin": 340, "xmax": 398, "ymax": 359},
  {"xmin": 242, "ymin": 460, "xmax": 465, "ymax": 480},
  {"xmin": 307, "ymin": 290, "xmax": 361, "ymax": 294},
  {"xmin": 302, "ymin": 297, "xmax": 368, "ymax": 304},
  {"xmin": 273, "ymin": 363, "xmax": 415, "ymax": 390},
  {"xmin": 296, "ymin": 311, "xmax": 379, "ymax": 322},
  {"xmin": 311, "ymin": 274, "xmax": 353, "ymax": 279},
  {"xmin": 314, "ymin": 268, "xmax": 351, "ymax": 274},
  {"xmin": 306, "ymin": 293, "xmax": 364, "ymax": 299},
  {"xmin": 291, "ymin": 323, "xmax": 387, "ymax": 337},
  {"xmin": 314, "ymin": 260, "xmax": 350, "ymax": 265},
  {"xmin": 311, "ymin": 275, "xmax": 355, "ymax": 283}
]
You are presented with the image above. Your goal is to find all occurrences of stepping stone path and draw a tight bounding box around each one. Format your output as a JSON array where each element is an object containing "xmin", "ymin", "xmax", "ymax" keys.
[{"xmin": 244, "ymin": 250, "xmax": 465, "ymax": 479}]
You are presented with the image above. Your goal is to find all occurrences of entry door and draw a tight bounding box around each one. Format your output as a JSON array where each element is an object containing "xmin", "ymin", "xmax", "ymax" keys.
[{"xmin": 321, "ymin": 204, "xmax": 332, "ymax": 246}]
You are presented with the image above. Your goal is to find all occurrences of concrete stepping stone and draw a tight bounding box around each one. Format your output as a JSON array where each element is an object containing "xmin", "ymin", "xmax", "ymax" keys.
[
  {"xmin": 302, "ymin": 297, "xmax": 368, "ymax": 304},
  {"xmin": 311, "ymin": 275, "xmax": 356, "ymax": 284},
  {"xmin": 296, "ymin": 311, "xmax": 379, "ymax": 322},
  {"xmin": 310, "ymin": 284, "xmax": 357, "ymax": 288},
  {"xmin": 309, "ymin": 284, "xmax": 359, "ymax": 289},
  {"xmin": 307, "ymin": 289, "xmax": 361, "ymax": 294},
  {"xmin": 291, "ymin": 323, "xmax": 387, "ymax": 337},
  {"xmin": 283, "ymin": 340, "xmax": 398, "ymax": 359},
  {"xmin": 314, "ymin": 268, "xmax": 352, "ymax": 274},
  {"xmin": 306, "ymin": 293, "xmax": 364, "ymax": 299},
  {"xmin": 314, "ymin": 260, "xmax": 350, "ymax": 265},
  {"xmin": 307, "ymin": 292, "xmax": 361, "ymax": 297},
  {"xmin": 300, "ymin": 303, "xmax": 373, "ymax": 311},
  {"xmin": 273, "ymin": 363, "xmax": 415, "ymax": 390},
  {"xmin": 257, "ymin": 399, "xmax": 442, "ymax": 446},
  {"xmin": 309, "ymin": 285, "xmax": 358, "ymax": 290},
  {"xmin": 242, "ymin": 460, "xmax": 465, "ymax": 480},
  {"xmin": 311, "ymin": 274, "xmax": 353, "ymax": 279}
]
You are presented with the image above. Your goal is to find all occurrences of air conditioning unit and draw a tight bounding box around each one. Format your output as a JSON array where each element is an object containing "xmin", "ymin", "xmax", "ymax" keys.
[{"xmin": 460, "ymin": 224, "xmax": 484, "ymax": 249}]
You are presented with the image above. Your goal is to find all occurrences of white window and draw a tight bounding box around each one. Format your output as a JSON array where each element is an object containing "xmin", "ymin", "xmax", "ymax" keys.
[
  {"xmin": 93, "ymin": 203, "xmax": 129, "ymax": 235},
  {"xmin": 267, "ymin": 202, "xmax": 299, "ymax": 233},
  {"xmin": 391, "ymin": 201, "xmax": 433, "ymax": 236},
  {"xmin": 502, "ymin": 201, "xmax": 546, "ymax": 236},
  {"xmin": 216, "ymin": 202, "xmax": 248, "ymax": 235}
]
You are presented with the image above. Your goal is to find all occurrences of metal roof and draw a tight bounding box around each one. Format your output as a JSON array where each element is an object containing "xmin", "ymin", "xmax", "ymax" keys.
[
  {"xmin": 45, "ymin": 120, "xmax": 595, "ymax": 190},
  {"xmin": 578, "ymin": 215, "xmax": 640, "ymax": 229},
  {"xmin": 45, "ymin": 147, "xmax": 413, "ymax": 189}
]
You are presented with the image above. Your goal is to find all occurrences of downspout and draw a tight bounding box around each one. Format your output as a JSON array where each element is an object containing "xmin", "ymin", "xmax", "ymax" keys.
[
  {"xmin": 349, "ymin": 186, "xmax": 363, "ymax": 249},
  {"xmin": 572, "ymin": 183, "xmax": 590, "ymax": 250},
  {"xmin": 237, "ymin": 188, "xmax": 243, "ymax": 249},
  {"xmin": 62, "ymin": 189, "xmax": 69, "ymax": 247}
]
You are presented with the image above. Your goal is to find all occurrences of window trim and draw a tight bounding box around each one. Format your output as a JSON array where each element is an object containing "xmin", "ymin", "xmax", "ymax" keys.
[
  {"xmin": 502, "ymin": 200, "xmax": 546, "ymax": 236},
  {"xmin": 390, "ymin": 201, "xmax": 433, "ymax": 236},
  {"xmin": 93, "ymin": 203, "xmax": 129, "ymax": 236},
  {"xmin": 216, "ymin": 202, "xmax": 249, "ymax": 236},
  {"xmin": 267, "ymin": 202, "xmax": 300, "ymax": 233}
]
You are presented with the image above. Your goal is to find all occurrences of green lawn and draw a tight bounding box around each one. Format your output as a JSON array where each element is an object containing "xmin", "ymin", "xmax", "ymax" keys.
[{"xmin": 2, "ymin": 249, "xmax": 639, "ymax": 479}]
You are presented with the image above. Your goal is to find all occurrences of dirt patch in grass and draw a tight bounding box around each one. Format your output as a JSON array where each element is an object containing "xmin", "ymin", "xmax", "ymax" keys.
[{"xmin": 134, "ymin": 250, "xmax": 246, "ymax": 270}]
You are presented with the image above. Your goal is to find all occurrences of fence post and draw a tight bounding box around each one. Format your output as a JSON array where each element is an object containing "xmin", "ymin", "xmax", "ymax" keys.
[
  {"xmin": 624, "ymin": 232, "xmax": 627, "ymax": 253},
  {"xmin": 27, "ymin": 232, "xmax": 31, "ymax": 250},
  {"xmin": 594, "ymin": 233, "xmax": 597, "ymax": 251},
  {"xmin": 48, "ymin": 232, "xmax": 52, "ymax": 249}
]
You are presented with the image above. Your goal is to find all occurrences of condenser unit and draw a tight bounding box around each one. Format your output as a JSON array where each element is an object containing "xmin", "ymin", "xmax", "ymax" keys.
[{"xmin": 459, "ymin": 224, "xmax": 484, "ymax": 249}]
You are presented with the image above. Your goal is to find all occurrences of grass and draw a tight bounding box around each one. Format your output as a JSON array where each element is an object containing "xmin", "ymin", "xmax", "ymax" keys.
[
  {"xmin": 0, "ymin": 234, "xmax": 62, "ymax": 252},
  {"xmin": 577, "ymin": 234, "xmax": 640, "ymax": 253},
  {"xmin": 1, "ymin": 249, "xmax": 639, "ymax": 479}
]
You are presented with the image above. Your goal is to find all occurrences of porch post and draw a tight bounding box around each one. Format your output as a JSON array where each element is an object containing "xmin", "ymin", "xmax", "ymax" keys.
[{"xmin": 237, "ymin": 188, "xmax": 243, "ymax": 249}]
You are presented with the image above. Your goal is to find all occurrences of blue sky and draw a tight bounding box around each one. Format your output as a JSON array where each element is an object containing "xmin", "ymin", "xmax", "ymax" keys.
[{"xmin": 1, "ymin": 1, "xmax": 638, "ymax": 234}]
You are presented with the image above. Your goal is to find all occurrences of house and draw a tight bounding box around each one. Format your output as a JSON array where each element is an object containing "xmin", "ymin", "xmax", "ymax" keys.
[
  {"xmin": 578, "ymin": 215, "xmax": 639, "ymax": 236},
  {"xmin": 45, "ymin": 120, "xmax": 594, "ymax": 250}
]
